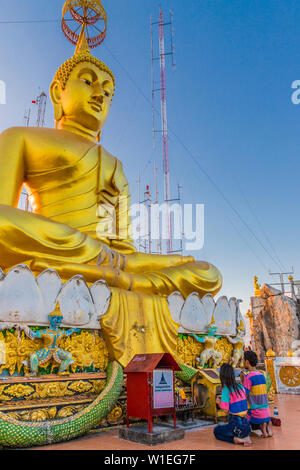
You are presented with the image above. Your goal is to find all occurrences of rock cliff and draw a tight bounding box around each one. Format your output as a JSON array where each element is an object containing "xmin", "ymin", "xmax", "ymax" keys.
[{"xmin": 251, "ymin": 284, "xmax": 300, "ymax": 360}]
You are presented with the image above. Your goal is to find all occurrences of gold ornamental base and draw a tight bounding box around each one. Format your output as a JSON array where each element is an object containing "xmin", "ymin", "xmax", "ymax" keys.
[{"xmin": 0, "ymin": 372, "xmax": 110, "ymax": 423}]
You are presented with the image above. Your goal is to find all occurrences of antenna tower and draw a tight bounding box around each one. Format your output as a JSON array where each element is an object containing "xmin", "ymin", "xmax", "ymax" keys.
[
  {"xmin": 151, "ymin": 9, "xmax": 181, "ymax": 255},
  {"xmin": 32, "ymin": 91, "xmax": 47, "ymax": 128},
  {"xmin": 20, "ymin": 91, "xmax": 48, "ymax": 212}
]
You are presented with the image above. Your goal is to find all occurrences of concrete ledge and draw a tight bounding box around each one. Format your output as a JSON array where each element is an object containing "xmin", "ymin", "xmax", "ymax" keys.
[{"xmin": 119, "ymin": 425, "xmax": 185, "ymax": 446}]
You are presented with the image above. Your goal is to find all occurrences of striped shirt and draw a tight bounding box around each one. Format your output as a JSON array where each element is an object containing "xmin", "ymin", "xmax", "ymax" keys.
[
  {"xmin": 219, "ymin": 384, "xmax": 248, "ymax": 417},
  {"xmin": 243, "ymin": 371, "xmax": 271, "ymax": 424}
]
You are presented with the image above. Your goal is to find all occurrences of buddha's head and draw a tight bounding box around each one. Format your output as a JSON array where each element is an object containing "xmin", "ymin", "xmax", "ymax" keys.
[{"xmin": 50, "ymin": 37, "xmax": 115, "ymax": 140}]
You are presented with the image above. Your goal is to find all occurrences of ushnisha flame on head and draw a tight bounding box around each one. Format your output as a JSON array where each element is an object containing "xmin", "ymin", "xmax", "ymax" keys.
[{"xmin": 53, "ymin": 30, "xmax": 115, "ymax": 93}]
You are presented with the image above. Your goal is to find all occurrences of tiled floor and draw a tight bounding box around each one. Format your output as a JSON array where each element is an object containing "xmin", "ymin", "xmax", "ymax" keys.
[{"xmin": 34, "ymin": 394, "xmax": 300, "ymax": 451}]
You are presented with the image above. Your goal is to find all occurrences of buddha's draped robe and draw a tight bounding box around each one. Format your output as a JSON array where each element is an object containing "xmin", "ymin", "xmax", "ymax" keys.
[{"xmin": 0, "ymin": 132, "xmax": 222, "ymax": 366}]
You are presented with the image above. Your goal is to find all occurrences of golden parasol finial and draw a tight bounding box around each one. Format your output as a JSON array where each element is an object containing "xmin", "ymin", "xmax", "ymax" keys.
[{"xmin": 62, "ymin": 0, "xmax": 107, "ymax": 51}]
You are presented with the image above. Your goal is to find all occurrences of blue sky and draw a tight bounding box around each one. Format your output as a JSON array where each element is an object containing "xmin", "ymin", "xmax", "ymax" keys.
[{"xmin": 0, "ymin": 0, "xmax": 299, "ymax": 326}]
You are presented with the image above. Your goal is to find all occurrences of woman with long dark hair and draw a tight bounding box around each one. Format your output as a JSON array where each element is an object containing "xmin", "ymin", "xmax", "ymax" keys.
[{"xmin": 214, "ymin": 363, "xmax": 252, "ymax": 446}]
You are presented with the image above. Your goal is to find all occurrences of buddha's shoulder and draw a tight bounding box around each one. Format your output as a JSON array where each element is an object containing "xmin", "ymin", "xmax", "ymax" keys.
[
  {"xmin": 100, "ymin": 145, "xmax": 126, "ymax": 176},
  {"xmin": 100, "ymin": 146, "xmax": 129, "ymax": 190},
  {"xmin": 0, "ymin": 126, "xmax": 56, "ymax": 142},
  {"xmin": 101, "ymin": 145, "xmax": 121, "ymax": 165},
  {"xmin": 0, "ymin": 126, "xmax": 27, "ymax": 139}
]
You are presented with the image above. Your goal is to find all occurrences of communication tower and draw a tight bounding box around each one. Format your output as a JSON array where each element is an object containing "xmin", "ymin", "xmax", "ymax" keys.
[
  {"xmin": 33, "ymin": 92, "xmax": 47, "ymax": 128},
  {"xmin": 150, "ymin": 9, "xmax": 182, "ymax": 255},
  {"xmin": 19, "ymin": 91, "xmax": 48, "ymax": 211}
]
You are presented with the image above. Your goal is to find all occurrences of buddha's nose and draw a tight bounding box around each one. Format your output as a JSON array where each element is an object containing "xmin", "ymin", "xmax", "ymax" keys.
[
  {"xmin": 92, "ymin": 82, "xmax": 104, "ymax": 100},
  {"xmin": 92, "ymin": 93, "xmax": 104, "ymax": 104}
]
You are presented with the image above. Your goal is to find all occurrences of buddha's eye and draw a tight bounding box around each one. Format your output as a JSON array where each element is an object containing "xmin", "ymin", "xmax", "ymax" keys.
[
  {"xmin": 104, "ymin": 91, "xmax": 110, "ymax": 97},
  {"xmin": 81, "ymin": 79, "xmax": 92, "ymax": 86}
]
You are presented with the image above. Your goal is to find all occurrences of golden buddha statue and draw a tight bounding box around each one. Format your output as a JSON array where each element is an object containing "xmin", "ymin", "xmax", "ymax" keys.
[{"xmin": 0, "ymin": 20, "xmax": 222, "ymax": 366}]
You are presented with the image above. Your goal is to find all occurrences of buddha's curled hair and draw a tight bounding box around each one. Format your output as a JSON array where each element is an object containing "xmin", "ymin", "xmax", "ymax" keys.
[{"xmin": 53, "ymin": 50, "xmax": 115, "ymax": 93}]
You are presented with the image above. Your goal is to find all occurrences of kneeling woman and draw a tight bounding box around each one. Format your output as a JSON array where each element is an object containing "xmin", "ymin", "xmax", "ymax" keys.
[{"xmin": 214, "ymin": 363, "xmax": 252, "ymax": 446}]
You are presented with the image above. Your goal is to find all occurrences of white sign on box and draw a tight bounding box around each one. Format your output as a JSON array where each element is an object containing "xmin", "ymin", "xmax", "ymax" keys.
[{"xmin": 153, "ymin": 369, "xmax": 174, "ymax": 409}]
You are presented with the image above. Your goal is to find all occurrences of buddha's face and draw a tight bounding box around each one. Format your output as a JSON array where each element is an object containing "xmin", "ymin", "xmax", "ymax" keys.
[{"xmin": 51, "ymin": 61, "xmax": 114, "ymax": 133}]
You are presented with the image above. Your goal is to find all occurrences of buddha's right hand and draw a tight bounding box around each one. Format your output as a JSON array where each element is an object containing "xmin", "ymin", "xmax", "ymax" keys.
[
  {"xmin": 96, "ymin": 244, "xmax": 126, "ymax": 270},
  {"xmin": 94, "ymin": 245, "xmax": 194, "ymax": 272}
]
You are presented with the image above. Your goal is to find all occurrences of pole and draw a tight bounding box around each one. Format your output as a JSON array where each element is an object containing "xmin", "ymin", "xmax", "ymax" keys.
[
  {"xmin": 144, "ymin": 186, "xmax": 152, "ymax": 254},
  {"xmin": 137, "ymin": 171, "xmax": 141, "ymax": 251},
  {"xmin": 289, "ymin": 276, "xmax": 296, "ymax": 301},
  {"xmin": 269, "ymin": 268, "xmax": 294, "ymax": 294},
  {"xmin": 154, "ymin": 160, "xmax": 162, "ymax": 254},
  {"xmin": 150, "ymin": 15, "xmax": 156, "ymax": 149}
]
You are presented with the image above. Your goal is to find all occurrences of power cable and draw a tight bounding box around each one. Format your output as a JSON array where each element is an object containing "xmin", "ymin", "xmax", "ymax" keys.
[
  {"xmin": 226, "ymin": 217, "xmax": 269, "ymax": 271},
  {"xmin": 235, "ymin": 182, "xmax": 287, "ymax": 272},
  {"xmin": 0, "ymin": 19, "xmax": 60, "ymax": 24}
]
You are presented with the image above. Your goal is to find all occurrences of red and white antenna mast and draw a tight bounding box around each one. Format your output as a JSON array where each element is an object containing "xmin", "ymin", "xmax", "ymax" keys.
[
  {"xmin": 159, "ymin": 9, "xmax": 172, "ymax": 253},
  {"xmin": 151, "ymin": 9, "xmax": 176, "ymax": 254},
  {"xmin": 32, "ymin": 91, "xmax": 47, "ymax": 128},
  {"xmin": 20, "ymin": 90, "xmax": 48, "ymax": 212}
]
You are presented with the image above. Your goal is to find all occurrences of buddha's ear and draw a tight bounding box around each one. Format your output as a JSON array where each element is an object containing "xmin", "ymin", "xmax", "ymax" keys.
[
  {"xmin": 49, "ymin": 80, "xmax": 63, "ymax": 122},
  {"xmin": 96, "ymin": 130, "xmax": 101, "ymax": 142}
]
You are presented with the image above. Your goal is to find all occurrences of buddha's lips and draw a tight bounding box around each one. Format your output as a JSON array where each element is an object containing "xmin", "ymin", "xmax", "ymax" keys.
[{"xmin": 89, "ymin": 101, "xmax": 102, "ymax": 112}]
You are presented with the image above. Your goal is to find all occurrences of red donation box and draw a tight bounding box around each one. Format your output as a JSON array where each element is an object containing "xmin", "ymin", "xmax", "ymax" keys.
[{"xmin": 124, "ymin": 353, "xmax": 181, "ymax": 433}]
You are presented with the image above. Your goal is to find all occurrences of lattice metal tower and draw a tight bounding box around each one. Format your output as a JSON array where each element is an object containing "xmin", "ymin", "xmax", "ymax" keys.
[
  {"xmin": 19, "ymin": 91, "xmax": 48, "ymax": 211},
  {"xmin": 34, "ymin": 92, "xmax": 47, "ymax": 128},
  {"xmin": 151, "ymin": 9, "xmax": 178, "ymax": 254}
]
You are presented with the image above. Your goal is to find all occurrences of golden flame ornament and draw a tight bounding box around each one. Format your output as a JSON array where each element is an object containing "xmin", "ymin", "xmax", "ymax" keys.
[{"xmin": 62, "ymin": 0, "xmax": 107, "ymax": 48}]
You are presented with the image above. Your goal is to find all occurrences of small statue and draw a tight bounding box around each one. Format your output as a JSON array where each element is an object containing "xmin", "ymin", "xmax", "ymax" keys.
[
  {"xmin": 227, "ymin": 319, "xmax": 246, "ymax": 368},
  {"xmin": 197, "ymin": 317, "xmax": 222, "ymax": 368},
  {"xmin": 23, "ymin": 305, "xmax": 79, "ymax": 375},
  {"xmin": 253, "ymin": 276, "xmax": 261, "ymax": 297},
  {"xmin": 267, "ymin": 385, "xmax": 275, "ymax": 404}
]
